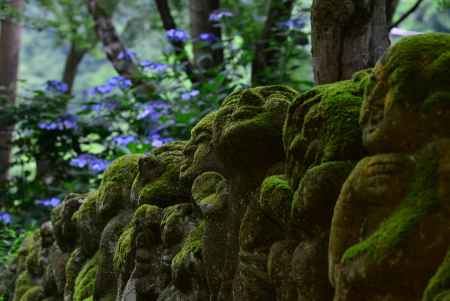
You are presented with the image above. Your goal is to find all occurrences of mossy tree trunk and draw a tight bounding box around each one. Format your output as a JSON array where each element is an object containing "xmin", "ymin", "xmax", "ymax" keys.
[
  {"xmin": 0, "ymin": 0, "xmax": 23, "ymax": 182},
  {"xmin": 251, "ymin": 0, "xmax": 295, "ymax": 86},
  {"xmin": 311, "ymin": 0, "xmax": 390, "ymax": 84}
]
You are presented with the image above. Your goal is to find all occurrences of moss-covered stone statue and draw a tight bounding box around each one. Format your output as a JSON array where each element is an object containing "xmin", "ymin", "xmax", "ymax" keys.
[
  {"xmin": 212, "ymin": 85, "xmax": 299, "ymax": 300},
  {"xmin": 329, "ymin": 33, "xmax": 450, "ymax": 301},
  {"xmin": 264, "ymin": 75, "xmax": 367, "ymax": 301}
]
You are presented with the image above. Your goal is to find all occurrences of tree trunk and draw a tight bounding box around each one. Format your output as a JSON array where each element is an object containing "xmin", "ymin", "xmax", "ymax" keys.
[
  {"xmin": 386, "ymin": 0, "xmax": 400, "ymax": 26},
  {"xmin": 86, "ymin": 0, "xmax": 153, "ymax": 92},
  {"xmin": 0, "ymin": 0, "xmax": 24, "ymax": 183},
  {"xmin": 62, "ymin": 43, "xmax": 87, "ymax": 93},
  {"xmin": 311, "ymin": 0, "xmax": 390, "ymax": 84},
  {"xmin": 188, "ymin": 0, "xmax": 223, "ymax": 71},
  {"xmin": 251, "ymin": 0, "xmax": 295, "ymax": 86},
  {"xmin": 154, "ymin": 0, "xmax": 197, "ymax": 82}
]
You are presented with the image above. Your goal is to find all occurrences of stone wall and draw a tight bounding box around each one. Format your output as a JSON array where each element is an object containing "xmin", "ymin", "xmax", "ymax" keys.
[{"xmin": 3, "ymin": 33, "xmax": 450, "ymax": 301}]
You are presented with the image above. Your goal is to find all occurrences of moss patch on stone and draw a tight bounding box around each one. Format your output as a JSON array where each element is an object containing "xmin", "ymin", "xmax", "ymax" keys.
[
  {"xmin": 259, "ymin": 175, "xmax": 292, "ymax": 228},
  {"xmin": 342, "ymin": 145, "xmax": 440, "ymax": 263},
  {"xmin": 12, "ymin": 272, "xmax": 35, "ymax": 301},
  {"xmin": 113, "ymin": 205, "xmax": 161, "ymax": 272},
  {"xmin": 19, "ymin": 286, "xmax": 44, "ymax": 301},
  {"xmin": 172, "ymin": 221, "xmax": 205, "ymax": 269},
  {"xmin": 73, "ymin": 253, "xmax": 98, "ymax": 301}
]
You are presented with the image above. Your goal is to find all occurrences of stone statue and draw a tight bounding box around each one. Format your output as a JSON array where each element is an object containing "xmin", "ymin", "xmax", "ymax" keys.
[
  {"xmin": 267, "ymin": 75, "xmax": 367, "ymax": 301},
  {"xmin": 212, "ymin": 85, "xmax": 299, "ymax": 300},
  {"xmin": 329, "ymin": 33, "xmax": 450, "ymax": 301}
]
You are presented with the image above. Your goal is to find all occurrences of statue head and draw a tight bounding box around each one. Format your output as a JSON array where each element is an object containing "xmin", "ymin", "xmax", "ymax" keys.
[
  {"xmin": 180, "ymin": 112, "xmax": 223, "ymax": 182},
  {"xmin": 212, "ymin": 85, "xmax": 298, "ymax": 178},
  {"xmin": 284, "ymin": 77, "xmax": 367, "ymax": 189},
  {"xmin": 360, "ymin": 33, "xmax": 450, "ymax": 154}
]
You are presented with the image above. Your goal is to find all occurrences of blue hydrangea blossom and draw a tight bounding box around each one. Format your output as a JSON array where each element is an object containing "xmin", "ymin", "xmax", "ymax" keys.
[
  {"xmin": 0, "ymin": 212, "xmax": 12, "ymax": 224},
  {"xmin": 209, "ymin": 10, "xmax": 234, "ymax": 22},
  {"xmin": 46, "ymin": 80, "xmax": 69, "ymax": 93},
  {"xmin": 166, "ymin": 29, "xmax": 190, "ymax": 42},
  {"xmin": 37, "ymin": 197, "xmax": 61, "ymax": 207},
  {"xmin": 70, "ymin": 154, "xmax": 110, "ymax": 173}
]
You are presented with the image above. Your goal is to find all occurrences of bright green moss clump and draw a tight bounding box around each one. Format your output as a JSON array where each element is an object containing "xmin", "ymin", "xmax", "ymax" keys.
[
  {"xmin": 113, "ymin": 205, "xmax": 161, "ymax": 272},
  {"xmin": 73, "ymin": 253, "xmax": 99, "ymax": 301},
  {"xmin": 172, "ymin": 221, "xmax": 205, "ymax": 269}
]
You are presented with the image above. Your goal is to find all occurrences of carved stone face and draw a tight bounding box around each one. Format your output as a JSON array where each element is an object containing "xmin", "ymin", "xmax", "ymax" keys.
[
  {"xmin": 180, "ymin": 112, "xmax": 222, "ymax": 181},
  {"xmin": 360, "ymin": 33, "xmax": 450, "ymax": 154},
  {"xmin": 213, "ymin": 86, "xmax": 297, "ymax": 175}
]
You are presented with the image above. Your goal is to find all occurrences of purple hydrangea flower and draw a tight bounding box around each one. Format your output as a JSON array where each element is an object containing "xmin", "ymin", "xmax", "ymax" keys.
[
  {"xmin": 37, "ymin": 197, "xmax": 61, "ymax": 207},
  {"xmin": 137, "ymin": 101, "xmax": 170, "ymax": 120},
  {"xmin": 139, "ymin": 60, "xmax": 168, "ymax": 73},
  {"xmin": 0, "ymin": 212, "xmax": 12, "ymax": 224},
  {"xmin": 279, "ymin": 17, "xmax": 306, "ymax": 30},
  {"xmin": 38, "ymin": 115, "xmax": 78, "ymax": 131},
  {"xmin": 181, "ymin": 89, "xmax": 200, "ymax": 101},
  {"xmin": 112, "ymin": 135, "xmax": 137, "ymax": 146},
  {"xmin": 166, "ymin": 29, "xmax": 190, "ymax": 43},
  {"xmin": 117, "ymin": 49, "xmax": 137, "ymax": 61},
  {"xmin": 198, "ymin": 33, "xmax": 218, "ymax": 42},
  {"xmin": 108, "ymin": 76, "xmax": 132, "ymax": 89},
  {"xmin": 209, "ymin": 10, "xmax": 234, "ymax": 22},
  {"xmin": 70, "ymin": 154, "xmax": 110, "ymax": 173},
  {"xmin": 46, "ymin": 80, "xmax": 69, "ymax": 93},
  {"xmin": 94, "ymin": 84, "xmax": 114, "ymax": 95},
  {"xmin": 149, "ymin": 133, "xmax": 174, "ymax": 148}
]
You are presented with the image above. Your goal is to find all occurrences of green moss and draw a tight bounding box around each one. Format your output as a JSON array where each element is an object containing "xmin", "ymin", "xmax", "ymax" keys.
[
  {"xmin": 19, "ymin": 286, "xmax": 43, "ymax": 301},
  {"xmin": 259, "ymin": 175, "xmax": 292, "ymax": 227},
  {"xmin": 73, "ymin": 253, "xmax": 99, "ymax": 301},
  {"xmin": 138, "ymin": 164, "xmax": 185, "ymax": 207},
  {"xmin": 72, "ymin": 192, "xmax": 98, "ymax": 223},
  {"xmin": 342, "ymin": 146, "xmax": 440, "ymax": 263},
  {"xmin": 113, "ymin": 226, "xmax": 134, "ymax": 272},
  {"xmin": 12, "ymin": 272, "xmax": 35, "ymax": 301},
  {"xmin": 65, "ymin": 248, "xmax": 83, "ymax": 297},
  {"xmin": 423, "ymin": 248, "xmax": 450, "ymax": 301},
  {"xmin": 100, "ymin": 154, "xmax": 141, "ymax": 184},
  {"xmin": 113, "ymin": 205, "xmax": 161, "ymax": 272},
  {"xmin": 172, "ymin": 221, "xmax": 205, "ymax": 269}
]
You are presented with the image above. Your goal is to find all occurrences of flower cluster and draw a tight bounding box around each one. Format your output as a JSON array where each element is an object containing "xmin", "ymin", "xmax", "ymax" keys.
[
  {"xmin": 139, "ymin": 60, "xmax": 168, "ymax": 73},
  {"xmin": 209, "ymin": 10, "xmax": 234, "ymax": 22},
  {"xmin": 108, "ymin": 76, "xmax": 132, "ymax": 89},
  {"xmin": 279, "ymin": 17, "xmax": 306, "ymax": 30},
  {"xmin": 70, "ymin": 154, "xmax": 110, "ymax": 173},
  {"xmin": 166, "ymin": 29, "xmax": 190, "ymax": 43},
  {"xmin": 137, "ymin": 101, "xmax": 170, "ymax": 120},
  {"xmin": 148, "ymin": 133, "xmax": 174, "ymax": 148},
  {"xmin": 37, "ymin": 197, "xmax": 61, "ymax": 207},
  {"xmin": 0, "ymin": 212, "xmax": 12, "ymax": 224},
  {"xmin": 117, "ymin": 49, "xmax": 137, "ymax": 61},
  {"xmin": 198, "ymin": 33, "xmax": 218, "ymax": 43},
  {"xmin": 46, "ymin": 80, "xmax": 69, "ymax": 94},
  {"xmin": 112, "ymin": 135, "xmax": 137, "ymax": 146},
  {"xmin": 181, "ymin": 89, "xmax": 200, "ymax": 101},
  {"xmin": 38, "ymin": 115, "xmax": 78, "ymax": 131}
]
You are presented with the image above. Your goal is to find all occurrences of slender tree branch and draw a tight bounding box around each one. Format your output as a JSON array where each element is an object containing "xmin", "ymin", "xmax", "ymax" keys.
[
  {"xmin": 154, "ymin": 0, "xmax": 197, "ymax": 82},
  {"xmin": 86, "ymin": 0, "xmax": 153, "ymax": 91},
  {"xmin": 390, "ymin": 0, "xmax": 425, "ymax": 29}
]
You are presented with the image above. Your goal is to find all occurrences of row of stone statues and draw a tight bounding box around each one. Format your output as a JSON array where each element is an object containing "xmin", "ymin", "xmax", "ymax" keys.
[{"xmin": 2, "ymin": 33, "xmax": 449, "ymax": 301}]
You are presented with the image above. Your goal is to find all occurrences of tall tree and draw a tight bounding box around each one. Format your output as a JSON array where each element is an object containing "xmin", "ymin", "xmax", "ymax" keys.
[
  {"xmin": 251, "ymin": 0, "xmax": 295, "ymax": 86},
  {"xmin": 0, "ymin": 0, "xmax": 24, "ymax": 182},
  {"xmin": 311, "ymin": 0, "xmax": 390, "ymax": 84},
  {"xmin": 188, "ymin": 0, "xmax": 223, "ymax": 71}
]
